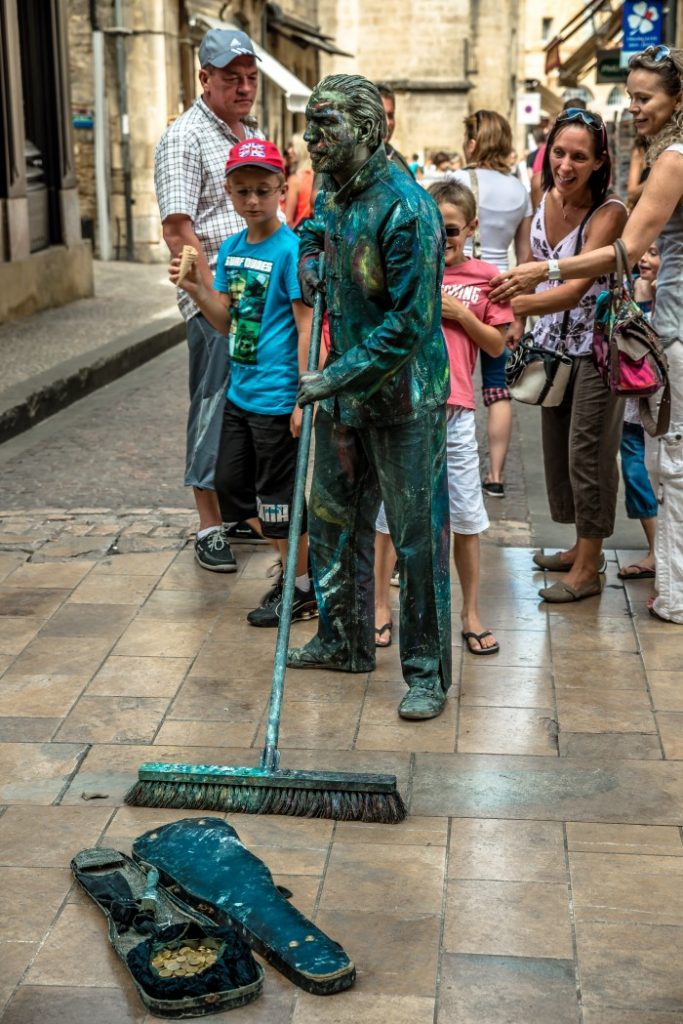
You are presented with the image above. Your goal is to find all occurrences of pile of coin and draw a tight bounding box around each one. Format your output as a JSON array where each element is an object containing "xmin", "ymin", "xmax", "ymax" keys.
[{"xmin": 151, "ymin": 940, "xmax": 221, "ymax": 979}]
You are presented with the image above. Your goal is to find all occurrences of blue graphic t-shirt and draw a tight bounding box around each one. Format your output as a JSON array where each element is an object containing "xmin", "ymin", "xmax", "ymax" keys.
[{"xmin": 213, "ymin": 225, "xmax": 302, "ymax": 416}]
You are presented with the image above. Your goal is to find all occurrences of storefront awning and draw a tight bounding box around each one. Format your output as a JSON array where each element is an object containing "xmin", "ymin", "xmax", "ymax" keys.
[
  {"xmin": 188, "ymin": 14, "xmax": 312, "ymax": 113},
  {"xmin": 538, "ymin": 84, "xmax": 565, "ymax": 116},
  {"xmin": 267, "ymin": 10, "xmax": 353, "ymax": 58},
  {"xmin": 558, "ymin": 7, "xmax": 622, "ymax": 84},
  {"xmin": 544, "ymin": 0, "xmax": 623, "ymax": 85}
]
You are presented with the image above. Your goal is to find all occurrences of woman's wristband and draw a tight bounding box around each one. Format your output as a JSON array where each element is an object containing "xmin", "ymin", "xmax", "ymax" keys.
[{"xmin": 547, "ymin": 259, "xmax": 562, "ymax": 282}]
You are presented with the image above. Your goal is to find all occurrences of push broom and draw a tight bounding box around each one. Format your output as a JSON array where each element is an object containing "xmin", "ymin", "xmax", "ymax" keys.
[{"xmin": 125, "ymin": 258, "xmax": 406, "ymax": 823}]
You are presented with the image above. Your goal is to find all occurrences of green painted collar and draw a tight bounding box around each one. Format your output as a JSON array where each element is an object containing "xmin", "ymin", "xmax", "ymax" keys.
[{"xmin": 326, "ymin": 144, "xmax": 391, "ymax": 204}]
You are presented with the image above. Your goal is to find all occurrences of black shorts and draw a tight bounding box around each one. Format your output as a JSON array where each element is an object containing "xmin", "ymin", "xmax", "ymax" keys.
[{"xmin": 215, "ymin": 398, "xmax": 307, "ymax": 539}]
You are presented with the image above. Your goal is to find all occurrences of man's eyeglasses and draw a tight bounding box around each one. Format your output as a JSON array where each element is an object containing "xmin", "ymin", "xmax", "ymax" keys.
[
  {"xmin": 444, "ymin": 226, "xmax": 462, "ymax": 237},
  {"xmin": 229, "ymin": 186, "xmax": 282, "ymax": 199}
]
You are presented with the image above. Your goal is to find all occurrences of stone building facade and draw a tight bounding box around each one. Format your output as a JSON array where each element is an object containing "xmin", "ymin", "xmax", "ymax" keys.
[
  {"xmin": 0, "ymin": 0, "xmax": 92, "ymax": 322},
  {"xmin": 317, "ymin": 0, "xmax": 521, "ymax": 163},
  {"xmin": 67, "ymin": 0, "xmax": 338, "ymax": 263}
]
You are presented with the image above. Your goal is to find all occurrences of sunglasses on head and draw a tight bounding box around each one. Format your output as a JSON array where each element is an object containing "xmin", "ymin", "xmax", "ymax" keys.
[
  {"xmin": 557, "ymin": 108, "xmax": 604, "ymax": 130},
  {"xmin": 644, "ymin": 44, "xmax": 671, "ymax": 62},
  {"xmin": 444, "ymin": 226, "xmax": 462, "ymax": 237}
]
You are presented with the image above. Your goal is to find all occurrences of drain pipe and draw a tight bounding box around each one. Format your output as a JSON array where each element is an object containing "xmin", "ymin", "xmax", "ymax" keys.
[
  {"xmin": 90, "ymin": 0, "xmax": 111, "ymax": 260},
  {"xmin": 112, "ymin": 0, "xmax": 134, "ymax": 260}
]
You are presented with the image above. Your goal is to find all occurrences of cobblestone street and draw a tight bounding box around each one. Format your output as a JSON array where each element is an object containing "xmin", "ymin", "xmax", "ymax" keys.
[{"xmin": 1, "ymin": 340, "xmax": 683, "ymax": 1022}]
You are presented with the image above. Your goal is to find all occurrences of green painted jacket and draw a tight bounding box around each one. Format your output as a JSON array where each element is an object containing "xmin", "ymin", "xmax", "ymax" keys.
[{"xmin": 299, "ymin": 144, "xmax": 449, "ymax": 426}]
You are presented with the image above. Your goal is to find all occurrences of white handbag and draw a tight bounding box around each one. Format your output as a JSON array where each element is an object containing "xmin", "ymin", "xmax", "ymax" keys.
[{"xmin": 506, "ymin": 335, "xmax": 573, "ymax": 407}]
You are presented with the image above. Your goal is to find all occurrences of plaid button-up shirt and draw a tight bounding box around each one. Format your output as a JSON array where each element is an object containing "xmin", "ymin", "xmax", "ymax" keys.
[{"xmin": 155, "ymin": 97, "xmax": 263, "ymax": 321}]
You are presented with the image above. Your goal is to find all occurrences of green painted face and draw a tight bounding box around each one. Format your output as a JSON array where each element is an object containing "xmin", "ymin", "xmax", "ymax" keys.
[{"xmin": 303, "ymin": 91, "xmax": 362, "ymax": 175}]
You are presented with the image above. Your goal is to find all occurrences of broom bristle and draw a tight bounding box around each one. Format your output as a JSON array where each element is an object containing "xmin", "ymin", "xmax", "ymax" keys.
[{"xmin": 124, "ymin": 780, "xmax": 406, "ymax": 824}]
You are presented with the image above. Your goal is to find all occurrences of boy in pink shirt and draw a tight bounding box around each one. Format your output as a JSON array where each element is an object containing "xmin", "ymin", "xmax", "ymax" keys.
[{"xmin": 428, "ymin": 180, "xmax": 513, "ymax": 654}]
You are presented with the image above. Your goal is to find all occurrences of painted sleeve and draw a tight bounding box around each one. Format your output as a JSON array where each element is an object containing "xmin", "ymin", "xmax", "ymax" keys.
[
  {"xmin": 320, "ymin": 208, "xmax": 445, "ymax": 395},
  {"xmin": 297, "ymin": 189, "xmax": 326, "ymax": 277}
]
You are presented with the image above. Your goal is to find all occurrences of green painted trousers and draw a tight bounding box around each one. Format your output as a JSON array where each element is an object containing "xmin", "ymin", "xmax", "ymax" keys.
[{"xmin": 308, "ymin": 406, "xmax": 452, "ymax": 692}]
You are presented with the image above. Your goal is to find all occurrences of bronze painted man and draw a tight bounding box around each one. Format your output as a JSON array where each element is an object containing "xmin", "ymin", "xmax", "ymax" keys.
[{"xmin": 287, "ymin": 74, "xmax": 452, "ymax": 721}]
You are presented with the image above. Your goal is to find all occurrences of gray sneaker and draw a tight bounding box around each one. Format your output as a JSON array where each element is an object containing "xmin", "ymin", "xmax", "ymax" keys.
[{"xmin": 194, "ymin": 529, "xmax": 237, "ymax": 573}]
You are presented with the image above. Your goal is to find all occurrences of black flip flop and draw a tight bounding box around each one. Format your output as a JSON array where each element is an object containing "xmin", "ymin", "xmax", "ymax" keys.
[
  {"xmin": 618, "ymin": 563, "xmax": 656, "ymax": 581},
  {"xmin": 461, "ymin": 629, "xmax": 500, "ymax": 656},
  {"xmin": 375, "ymin": 622, "xmax": 392, "ymax": 647}
]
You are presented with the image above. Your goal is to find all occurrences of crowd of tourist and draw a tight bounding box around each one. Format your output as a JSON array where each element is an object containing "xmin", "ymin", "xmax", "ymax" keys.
[{"xmin": 156, "ymin": 23, "xmax": 683, "ymax": 715}]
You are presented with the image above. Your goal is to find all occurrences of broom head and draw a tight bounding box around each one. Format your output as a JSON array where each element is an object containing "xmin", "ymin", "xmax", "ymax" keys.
[{"xmin": 125, "ymin": 762, "xmax": 406, "ymax": 824}]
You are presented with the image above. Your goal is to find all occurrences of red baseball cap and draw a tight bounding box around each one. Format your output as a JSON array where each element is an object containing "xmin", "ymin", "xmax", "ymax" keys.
[{"xmin": 225, "ymin": 140, "xmax": 286, "ymax": 176}]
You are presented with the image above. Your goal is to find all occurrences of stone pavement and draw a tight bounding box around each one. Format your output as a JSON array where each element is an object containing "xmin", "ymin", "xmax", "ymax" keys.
[{"xmin": 1, "ymin": 513, "xmax": 682, "ymax": 1023}]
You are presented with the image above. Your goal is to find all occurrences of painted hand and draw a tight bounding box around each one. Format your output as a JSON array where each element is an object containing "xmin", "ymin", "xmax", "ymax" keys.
[
  {"xmin": 490, "ymin": 262, "xmax": 547, "ymax": 303},
  {"xmin": 299, "ymin": 261, "xmax": 324, "ymax": 308},
  {"xmin": 297, "ymin": 371, "xmax": 332, "ymax": 407}
]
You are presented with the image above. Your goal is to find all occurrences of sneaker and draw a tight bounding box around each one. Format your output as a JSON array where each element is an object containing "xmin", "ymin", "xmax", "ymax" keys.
[
  {"xmin": 194, "ymin": 529, "xmax": 237, "ymax": 572},
  {"xmin": 247, "ymin": 583, "xmax": 318, "ymax": 628},
  {"xmin": 482, "ymin": 480, "xmax": 505, "ymax": 498},
  {"xmin": 390, "ymin": 565, "xmax": 400, "ymax": 588},
  {"xmin": 224, "ymin": 521, "xmax": 268, "ymax": 544},
  {"xmin": 247, "ymin": 579, "xmax": 282, "ymax": 626}
]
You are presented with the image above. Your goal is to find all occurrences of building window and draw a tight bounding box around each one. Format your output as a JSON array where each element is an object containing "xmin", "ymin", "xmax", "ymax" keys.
[
  {"xmin": 542, "ymin": 17, "xmax": 554, "ymax": 41},
  {"xmin": 607, "ymin": 85, "xmax": 626, "ymax": 106}
]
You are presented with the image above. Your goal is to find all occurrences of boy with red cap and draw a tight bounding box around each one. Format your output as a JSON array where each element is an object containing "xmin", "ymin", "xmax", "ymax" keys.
[{"xmin": 170, "ymin": 140, "xmax": 315, "ymax": 627}]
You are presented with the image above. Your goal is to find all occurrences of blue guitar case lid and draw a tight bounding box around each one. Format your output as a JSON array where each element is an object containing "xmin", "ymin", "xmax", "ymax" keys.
[{"xmin": 132, "ymin": 817, "xmax": 356, "ymax": 996}]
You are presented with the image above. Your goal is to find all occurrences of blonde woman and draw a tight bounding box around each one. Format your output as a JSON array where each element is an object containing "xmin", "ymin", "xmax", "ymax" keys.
[
  {"xmin": 449, "ymin": 110, "xmax": 532, "ymax": 497},
  {"xmin": 284, "ymin": 134, "xmax": 314, "ymax": 231},
  {"xmin": 492, "ymin": 45, "xmax": 683, "ymax": 623}
]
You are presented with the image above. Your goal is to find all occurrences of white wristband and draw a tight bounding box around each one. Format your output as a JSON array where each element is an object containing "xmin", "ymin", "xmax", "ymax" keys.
[{"xmin": 547, "ymin": 259, "xmax": 562, "ymax": 282}]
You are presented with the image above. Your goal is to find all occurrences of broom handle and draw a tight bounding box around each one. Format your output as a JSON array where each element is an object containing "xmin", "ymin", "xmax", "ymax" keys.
[{"xmin": 261, "ymin": 254, "xmax": 325, "ymax": 772}]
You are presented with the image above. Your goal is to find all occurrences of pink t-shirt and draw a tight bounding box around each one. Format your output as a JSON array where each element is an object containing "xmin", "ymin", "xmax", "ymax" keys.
[{"xmin": 442, "ymin": 258, "xmax": 513, "ymax": 409}]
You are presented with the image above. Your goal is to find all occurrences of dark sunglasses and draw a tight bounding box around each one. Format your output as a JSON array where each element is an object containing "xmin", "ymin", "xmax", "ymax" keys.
[{"xmin": 444, "ymin": 226, "xmax": 462, "ymax": 237}]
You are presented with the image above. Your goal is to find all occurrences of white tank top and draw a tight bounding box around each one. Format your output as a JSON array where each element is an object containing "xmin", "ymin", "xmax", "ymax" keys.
[{"xmin": 531, "ymin": 192, "xmax": 625, "ymax": 357}]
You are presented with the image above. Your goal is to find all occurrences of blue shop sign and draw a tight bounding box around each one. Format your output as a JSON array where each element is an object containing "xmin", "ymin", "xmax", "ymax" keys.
[{"xmin": 622, "ymin": 1, "xmax": 663, "ymax": 55}]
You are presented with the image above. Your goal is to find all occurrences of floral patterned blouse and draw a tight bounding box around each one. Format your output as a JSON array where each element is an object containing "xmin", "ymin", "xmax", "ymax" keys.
[{"xmin": 531, "ymin": 192, "xmax": 625, "ymax": 357}]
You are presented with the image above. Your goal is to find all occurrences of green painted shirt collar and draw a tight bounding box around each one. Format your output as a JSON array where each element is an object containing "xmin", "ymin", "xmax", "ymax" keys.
[{"xmin": 325, "ymin": 144, "xmax": 391, "ymax": 205}]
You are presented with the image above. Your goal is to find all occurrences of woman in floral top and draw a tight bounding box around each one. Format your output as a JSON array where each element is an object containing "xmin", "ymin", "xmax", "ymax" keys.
[{"xmin": 503, "ymin": 109, "xmax": 627, "ymax": 603}]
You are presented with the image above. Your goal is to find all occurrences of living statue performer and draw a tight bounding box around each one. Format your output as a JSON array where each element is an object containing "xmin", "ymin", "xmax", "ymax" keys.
[{"xmin": 287, "ymin": 74, "xmax": 452, "ymax": 720}]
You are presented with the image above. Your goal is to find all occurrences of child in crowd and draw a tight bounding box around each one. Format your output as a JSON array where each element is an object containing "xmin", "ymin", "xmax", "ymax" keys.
[
  {"xmin": 428, "ymin": 179, "xmax": 513, "ymax": 654},
  {"xmin": 170, "ymin": 139, "xmax": 315, "ymax": 628},
  {"xmin": 617, "ymin": 242, "xmax": 660, "ymax": 581}
]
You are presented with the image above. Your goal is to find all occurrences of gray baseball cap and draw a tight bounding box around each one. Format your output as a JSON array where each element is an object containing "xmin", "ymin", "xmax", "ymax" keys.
[{"xmin": 199, "ymin": 28, "xmax": 260, "ymax": 68}]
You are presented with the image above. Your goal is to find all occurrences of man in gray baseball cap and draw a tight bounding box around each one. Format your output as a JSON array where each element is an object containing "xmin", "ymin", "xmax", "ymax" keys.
[
  {"xmin": 198, "ymin": 27, "xmax": 261, "ymax": 68},
  {"xmin": 154, "ymin": 27, "xmax": 264, "ymax": 571}
]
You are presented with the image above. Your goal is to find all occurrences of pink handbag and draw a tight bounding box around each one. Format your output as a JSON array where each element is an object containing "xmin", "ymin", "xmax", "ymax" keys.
[{"xmin": 592, "ymin": 239, "xmax": 670, "ymax": 436}]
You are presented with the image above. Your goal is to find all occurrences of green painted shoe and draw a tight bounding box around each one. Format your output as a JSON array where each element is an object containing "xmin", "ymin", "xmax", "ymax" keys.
[
  {"xmin": 398, "ymin": 683, "xmax": 446, "ymax": 720},
  {"xmin": 286, "ymin": 635, "xmax": 374, "ymax": 673}
]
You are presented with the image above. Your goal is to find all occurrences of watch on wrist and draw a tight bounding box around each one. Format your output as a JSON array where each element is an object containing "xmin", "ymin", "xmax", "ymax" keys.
[{"xmin": 547, "ymin": 259, "xmax": 562, "ymax": 282}]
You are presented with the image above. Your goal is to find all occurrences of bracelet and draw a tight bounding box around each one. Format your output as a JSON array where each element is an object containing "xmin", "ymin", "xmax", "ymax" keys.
[{"xmin": 547, "ymin": 258, "xmax": 562, "ymax": 282}]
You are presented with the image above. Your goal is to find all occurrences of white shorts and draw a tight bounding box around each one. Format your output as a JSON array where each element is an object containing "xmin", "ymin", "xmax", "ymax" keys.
[
  {"xmin": 447, "ymin": 406, "xmax": 489, "ymax": 535},
  {"xmin": 375, "ymin": 501, "xmax": 390, "ymax": 534}
]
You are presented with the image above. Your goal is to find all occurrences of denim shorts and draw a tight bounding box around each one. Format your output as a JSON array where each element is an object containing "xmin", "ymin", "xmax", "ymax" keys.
[
  {"xmin": 480, "ymin": 349, "xmax": 511, "ymax": 404},
  {"xmin": 621, "ymin": 421, "xmax": 658, "ymax": 520}
]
